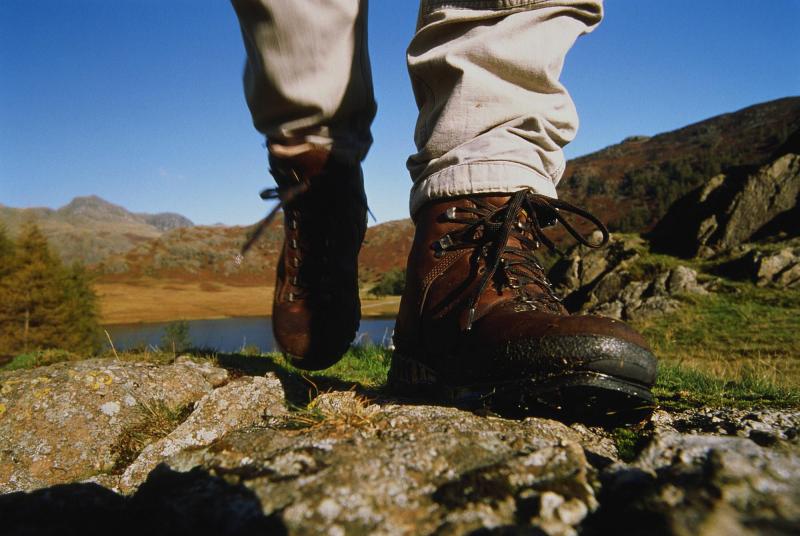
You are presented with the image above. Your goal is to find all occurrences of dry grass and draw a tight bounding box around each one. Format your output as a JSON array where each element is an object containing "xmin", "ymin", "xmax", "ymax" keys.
[
  {"xmin": 109, "ymin": 399, "xmax": 193, "ymax": 473},
  {"xmin": 95, "ymin": 278, "xmax": 274, "ymax": 324},
  {"xmin": 95, "ymin": 278, "xmax": 401, "ymax": 324}
]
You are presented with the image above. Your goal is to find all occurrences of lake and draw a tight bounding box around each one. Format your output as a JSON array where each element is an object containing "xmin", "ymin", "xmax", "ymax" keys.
[{"xmin": 103, "ymin": 316, "xmax": 397, "ymax": 353}]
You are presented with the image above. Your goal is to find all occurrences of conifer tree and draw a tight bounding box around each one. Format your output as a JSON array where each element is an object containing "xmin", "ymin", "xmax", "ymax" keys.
[
  {"xmin": 2, "ymin": 223, "xmax": 65, "ymax": 353},
  {"xmin": 0, "ymin": 222, "xmax": 103, "ymax": 356},
  {"xmin": 60, "ymin": 262, "xmax": 103, "ymax": 354}
]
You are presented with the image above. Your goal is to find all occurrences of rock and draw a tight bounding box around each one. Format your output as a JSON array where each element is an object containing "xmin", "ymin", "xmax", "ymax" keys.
[
  {"xmin": 713, "ymin": 238, "xmax": 800, "ymax": 289},
  {"xmin": 0, "ymin": 358, "xmax": 230, "ymax": 493},
  {"xmin": 549, "ymin": 236, "xmax": 707, "ymax": 321},
  {"xmin": 649, "ymin": 153, "xmax": 800, "ymax": 258},
  {"xmin": 755, "ymin": 247, "xmax": 800, "ymax": 288},
  {"xmin": 666, "ymin": 265, "xmax": 709, "ymax": 295},
  {"xmin": 550, "ymin": 235, "xmax": 642, "ymax": 300},
  {"xmin": 2, "ymin": 359, "xmax": 800, "ymax": 535},
  {"xmin": 594, "ymin": 432, "xmax": 800, "ymax": 534},
  {"xmin": 163, "ymin": 403, "xmax": 600, "ymax": 536},
  {"xmin": 118, "ymin": 374, "xmax": 287, "ymax": 492},
  {"xmin": 585, "ymin": 406, "xmax": 800, "ymax": 535}
]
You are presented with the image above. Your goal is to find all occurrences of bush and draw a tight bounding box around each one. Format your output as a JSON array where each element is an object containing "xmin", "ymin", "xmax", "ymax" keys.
[
  {"xmin": 161, "ymin": 320, "xmax": 191, "ymax": 353},
  {"xmin": 371, "ymin": 268, "xmax": 406, "ymax": 297}
]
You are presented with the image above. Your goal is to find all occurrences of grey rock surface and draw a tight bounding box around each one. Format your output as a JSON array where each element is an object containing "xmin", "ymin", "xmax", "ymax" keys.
[
  {"xmin": 715, "ymin": 239, "xmax": 800, "ymax": 289},
  {"xmin": 593, "ymin": 408, "xmax": 800, "ymax": 535},
  {"xmin": 1, "ymin": 360, "xmax": 798, "ymax": 535},
  {"xmin": 118, "ymin": 374, "xmax": 287, "ymax": 492},
  {"xmin": 649, "ymin": 153, "xmax": 800, "ymax": 258},
  {"xmin": 165, "ymin": 399, "xmax": 599, "ymax": 536},
  {"xmin": 549, "ymin": 235, "xmax": 707, "ymax": 321},
  {"xmin": 0, "ymin": 357, "xmax": 229, "ymax": 493}
]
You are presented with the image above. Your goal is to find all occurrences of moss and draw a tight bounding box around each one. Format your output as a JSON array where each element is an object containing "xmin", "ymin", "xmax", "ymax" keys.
[{"xmin": 612, "ymin": 427, "xmax": 650, "ymax": 463}]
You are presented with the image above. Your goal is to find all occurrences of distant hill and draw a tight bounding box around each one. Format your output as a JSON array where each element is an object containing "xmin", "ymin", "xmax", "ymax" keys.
[
  {"xmin": 0, "ymin": 195, "xmax": 193, "ymax": 265},
  {"xmin": 96, "ymin": 216, "xmax": 415, "ymax": 285},
  {"xmin": 4, "ymin": 97, "xmax": 797, "ymax": 281}
]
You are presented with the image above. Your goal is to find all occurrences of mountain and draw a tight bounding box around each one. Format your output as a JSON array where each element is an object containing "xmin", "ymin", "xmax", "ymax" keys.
[
  {"xmin": 4, "ymin": 97, "xmax": 797, "ymax": 279},
  {"xmin": 557, "ymin": 96, "xmax": 800, "ymax": 236},
  {"xmin": 96, "ymin": 216, "xmax": 415, "ymax": 285},
  {"xmin": 0, "ymin": 195, "xmax": 193, "ymax": 265}
]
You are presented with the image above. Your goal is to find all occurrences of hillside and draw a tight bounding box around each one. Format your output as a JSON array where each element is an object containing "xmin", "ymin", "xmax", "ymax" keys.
[
  {"xmin": 98, "ymin": 97, "xmax": 800, "ymax": 280},
  {"xmin": 0, "ymin": 195, "xmax": 193, "ymax": 265},
  {"xmin": 4, "ymin": 97, "xmax": 797, "ymax": 280},
  {"xmin": 96, "ymin": 217, "xmax": 415, "ymax": 285},
  {"xmin": 559, "ymin": 96, "xmax": 800, "ymax": 234}
]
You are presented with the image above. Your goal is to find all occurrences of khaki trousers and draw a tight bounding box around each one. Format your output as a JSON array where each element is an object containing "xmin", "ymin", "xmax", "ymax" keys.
[{"xmin": 231, "ymin": 0, "xmax": 603, "ymax": 217}]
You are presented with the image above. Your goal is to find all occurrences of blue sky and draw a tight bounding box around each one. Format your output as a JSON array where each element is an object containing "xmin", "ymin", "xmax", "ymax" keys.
[{"xmin": 1, "ymin": 1, "xmax": 798, "ymax": 226}]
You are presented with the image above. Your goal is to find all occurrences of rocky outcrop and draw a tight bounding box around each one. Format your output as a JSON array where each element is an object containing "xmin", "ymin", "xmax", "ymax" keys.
[
  {"xmin": 0, "ymin": 357, "xmax": 229, "ymax": 493},
  {"xmin": 1, "ymin": 359, "xmax": 799, "ymax": 535},
  {"xmin": 592, "ymin": 408, "xmax": 800, "ymax": 535},
  {"xmin": 117, "ymin": 374, "xmax": 287, "ymax": 492},
  {"xmin": 649, "ymin": 153, "xmax": 800, "ymax": 258},
  {"xmin": 715, "ymin": 239, "xmax": 800, "ymax": 289},
  {"xmin": 549, "ymin": 234, "xmax": 707, "ymax": 321}
]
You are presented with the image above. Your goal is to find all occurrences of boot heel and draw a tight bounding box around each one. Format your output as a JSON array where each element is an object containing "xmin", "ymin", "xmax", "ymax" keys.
[{"xmin": 386, "ymin": 350, "xmax": 439, "ymax": 397}]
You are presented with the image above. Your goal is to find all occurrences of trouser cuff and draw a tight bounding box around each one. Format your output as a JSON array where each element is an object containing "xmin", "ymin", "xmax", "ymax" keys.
[{"xmin": 409, "ymin": 161, "xmax": 558, "ymax": 220}]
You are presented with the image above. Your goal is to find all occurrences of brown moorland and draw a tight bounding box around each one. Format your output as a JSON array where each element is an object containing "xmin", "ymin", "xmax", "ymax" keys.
[{"xmin": 96, "ymin": 279, "xmax": 401, "ymax": 324}]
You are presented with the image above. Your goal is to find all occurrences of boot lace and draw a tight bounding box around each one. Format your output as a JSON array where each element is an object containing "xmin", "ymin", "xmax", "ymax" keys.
[
  {"xmin": 239, "ymin": 164, "xmax": 371, "ymax": 301},
  {"xmin": 240, "ymin": 166, "xmax": 309, "ymax": 256},
  {"xmin": 431, "ymin": 189, "xmax": 609, "ymax": 330}
]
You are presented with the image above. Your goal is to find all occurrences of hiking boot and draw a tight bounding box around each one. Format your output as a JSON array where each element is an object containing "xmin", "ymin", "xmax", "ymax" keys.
[
  {"xmin": 388, "ymin": 189, "xmax": 657, "ymax": 420},
  {"xmin": 243, "ymin": 148, "xmax": 367, "ymax": 370}
]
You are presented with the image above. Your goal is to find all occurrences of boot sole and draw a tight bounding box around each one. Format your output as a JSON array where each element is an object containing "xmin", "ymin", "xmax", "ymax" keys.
[{"xmin": 387, "ymin": 346, "xmax": 656, "ymax": 424}]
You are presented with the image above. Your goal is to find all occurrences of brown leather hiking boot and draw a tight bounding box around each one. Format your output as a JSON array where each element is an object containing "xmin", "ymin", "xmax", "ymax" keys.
[
  {"xmin": 243, "ymin": 148, "xmax": 367, "ymax": 370},
  {"xmin": 388, "ymin": 189, "xmax": 657, "ymax": 420}
]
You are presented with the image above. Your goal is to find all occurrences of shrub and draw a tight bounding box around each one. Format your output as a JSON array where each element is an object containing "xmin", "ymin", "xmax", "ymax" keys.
[
  {"xmin": 161, "ymin": 320, "xmax": 191, "ymax": 353},
  {"xmin": 371, "ymin": 268, "xmax": 406, "ymax": 297}
]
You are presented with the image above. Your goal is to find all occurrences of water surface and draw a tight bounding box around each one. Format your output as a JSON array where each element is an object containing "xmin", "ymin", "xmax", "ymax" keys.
[{"xmin": 104, "ymin": 316, "xmax": 396, "ymax": 353}]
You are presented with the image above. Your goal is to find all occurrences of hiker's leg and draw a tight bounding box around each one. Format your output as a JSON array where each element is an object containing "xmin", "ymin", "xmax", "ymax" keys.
[
  {"xmin": 231, "ymin": 0, "xmax": 376, "ymax": 162},
  {"xmin": 406, "ymin": 0, "xmax": 603, "ymax": 216},
  {"xmin": 392, "ymin": 0, "xmax": 657, "ymax": 419},
  {"xmin": 231, "ymin": 0, "xmax": 373, "ymax": 369}
]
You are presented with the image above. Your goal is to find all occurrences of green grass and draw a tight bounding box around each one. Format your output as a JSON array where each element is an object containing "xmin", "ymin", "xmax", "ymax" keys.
[
  {"xmin": 1, "ymin": 349, "xmax": 82, "ymax": 371},
  {"xmin": 612, "ymin": 427, "xmax": 650, "ymax": 462},
  {"xmin": 633, "ymin": 284, "xmax": 800, "ymax": 389},
  {"xmin": 654, "ymin": 362, "xmax": 800, "ymax": 410}
]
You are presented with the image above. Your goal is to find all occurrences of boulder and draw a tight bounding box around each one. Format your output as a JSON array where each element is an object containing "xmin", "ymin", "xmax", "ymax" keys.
[
  {"xmin": 549, "ymin": 235, "xmax": 707, "ymax": 321},
  {"xmin": 713, "ymin": 238, "xmax": 800, "ymax": 289},
  {"xmin": 592, "ymin": 408, "xmax": 800, "ymax": 535},
  {"xmin": 649, "ymin": 153, "xmax": 800, "ymax": 258},
  {"xmin": 118, "ymin": 374, "xmax": 287, "ymax": 492},
  {"xmin": 0, "ymin": 357, "xmax": 230, "ymax": 493},
  {"xmin": 164, "ymin": 402, "xmax": 600, "ymax": 535}
]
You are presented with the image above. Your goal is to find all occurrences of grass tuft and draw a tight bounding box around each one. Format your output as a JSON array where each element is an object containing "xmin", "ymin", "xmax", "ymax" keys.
[
  {"xmin": 110, "ymin": 400, "xmax": 193, "ymax": 474},
  {"xmin": 612, "ymin": 426, "xmax": 650, "ymax": 462}
]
